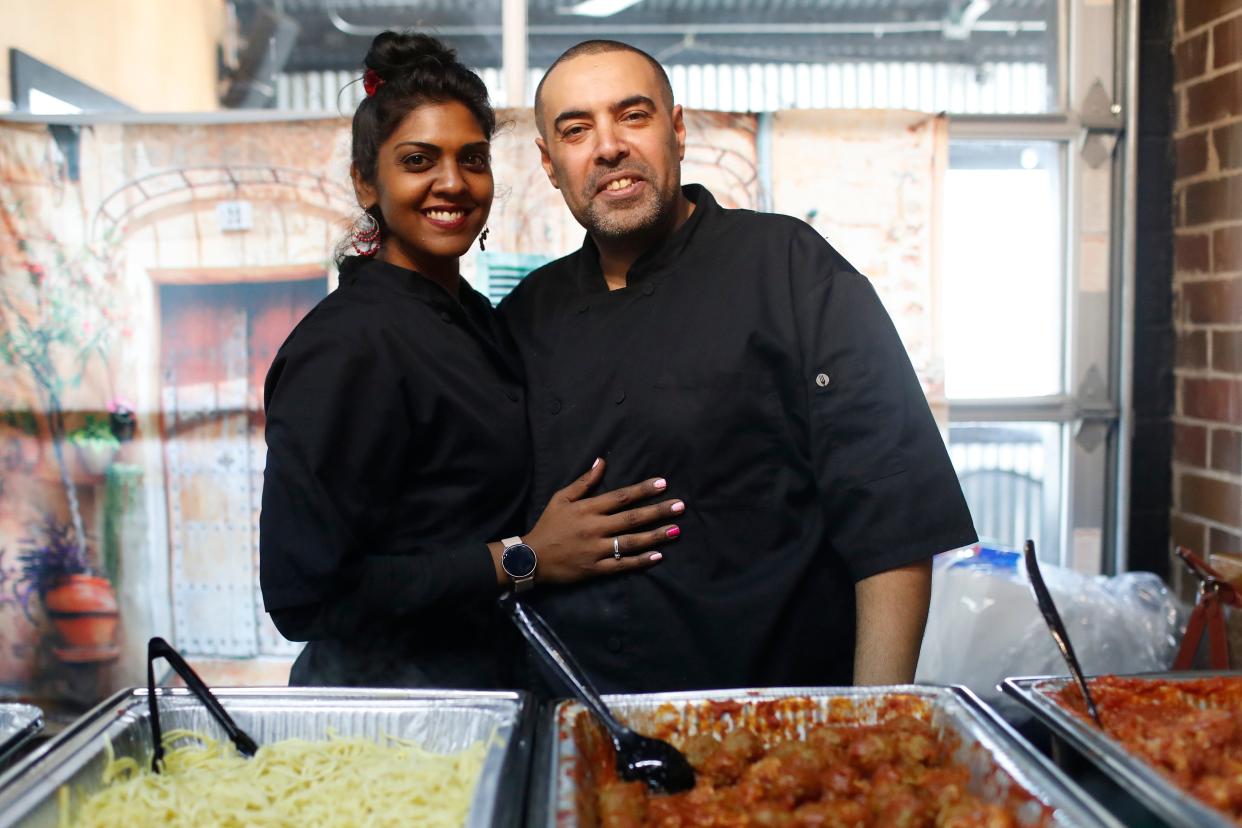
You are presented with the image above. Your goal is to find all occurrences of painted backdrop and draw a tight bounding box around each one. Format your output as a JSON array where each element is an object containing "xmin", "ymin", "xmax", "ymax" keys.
[{"xmin": 0, "ymin": 109, "xmax": 944, "ymax": 705}]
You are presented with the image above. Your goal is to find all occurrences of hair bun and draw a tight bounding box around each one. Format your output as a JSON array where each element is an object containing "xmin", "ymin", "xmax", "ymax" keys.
[{"xmin": 364, "ymin": 31, "xmax": 458, "ymax": 79}]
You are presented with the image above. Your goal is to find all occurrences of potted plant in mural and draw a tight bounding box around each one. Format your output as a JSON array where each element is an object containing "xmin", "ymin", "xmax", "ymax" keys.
[
  {"xmin": 68, "ymin": 415, "xmax": 121, "ymax": 478},
  {"xmin": 0, "ymin": 201, "xmax": 122, "ymax": 663},
  {"xmin": 0, "ymin": 518, "xmax": 118, "ymax": 661}
]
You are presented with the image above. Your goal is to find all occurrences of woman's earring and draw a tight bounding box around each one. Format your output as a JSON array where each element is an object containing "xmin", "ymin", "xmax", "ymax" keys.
[
  {"xmin": 351, "ymin": 211, "xmax": 381, "ymax": 257},
  {"xmin": 479, "ymin": 227, "xmax": 489, "ymax": 252}
]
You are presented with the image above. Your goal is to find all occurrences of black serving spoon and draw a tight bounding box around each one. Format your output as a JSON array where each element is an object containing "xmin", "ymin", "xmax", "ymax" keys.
[
  {"xmin": 498, "ymin": 593, "xmax": 695, "ymax": 794},
  {"xmin": 146, "ymin": 636, "xmax": 258, "ymax": 772},
  {"xmin": 1022, "ymin": 541, "xmax": 1103, "ymax": 727}
]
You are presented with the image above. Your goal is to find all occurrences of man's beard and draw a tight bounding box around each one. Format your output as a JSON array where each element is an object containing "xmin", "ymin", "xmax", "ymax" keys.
[{"xmin": 576, "ymin": 162, "xmax": 675, "ymax": 241}]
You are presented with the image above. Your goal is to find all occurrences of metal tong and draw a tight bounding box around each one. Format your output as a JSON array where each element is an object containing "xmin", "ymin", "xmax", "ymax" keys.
[
  {"xmin": 146, "ymin": 636, "xmax": 258, "ymax": 772},
  {"xmin": 1023, "ymin": 540, "xmax": 1103, "ymax": 727}
]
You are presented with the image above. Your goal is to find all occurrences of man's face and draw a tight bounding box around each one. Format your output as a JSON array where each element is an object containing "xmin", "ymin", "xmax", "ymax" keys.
[{"xmin": 535, "ymin": 51, "xmax": 686, "ymax": 242}]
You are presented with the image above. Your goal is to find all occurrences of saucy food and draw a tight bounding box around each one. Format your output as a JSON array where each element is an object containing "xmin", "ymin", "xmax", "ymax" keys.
[
  {"xmin": 62, "ymin": 727, "xmax": 487, "ymax": 828},
  {"xmin": 571, "ymin": 697, "xmax": 1050, "ymax": 828},
  {"xmin": 1052, "ymin": 675, "xmax": 1242, "ymax": 824}
]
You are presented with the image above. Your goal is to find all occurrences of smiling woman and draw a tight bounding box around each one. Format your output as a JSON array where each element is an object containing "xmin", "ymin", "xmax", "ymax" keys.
[{"xmin": 351, "ymin": 100, "xmax": 494, "ymax": 289}]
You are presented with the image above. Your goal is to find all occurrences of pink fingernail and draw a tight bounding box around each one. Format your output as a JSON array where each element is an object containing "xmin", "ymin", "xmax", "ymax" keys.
[
  {"xmin": 653, "ymin": 478, "xmax": 667, "ymax": 490},
  {"xmin": 649, "ymin": 552, "xmax": 663, "ymax": 561},
  {"xmin": 591, "ymin": 457, "xmax": 601, "ymax": 469},
  {"xmin": 671, "ymin": 501, "xmax": 685, "ymax": 513},
  {"xmin": 666, "ymin": 526, "xmax": 680, "ymax": 538}
]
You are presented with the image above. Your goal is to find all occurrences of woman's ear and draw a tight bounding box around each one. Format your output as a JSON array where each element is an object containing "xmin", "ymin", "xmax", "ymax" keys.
[{"xmin": 350, "ymin": 164, "xmax": 378, "ymax": 210}]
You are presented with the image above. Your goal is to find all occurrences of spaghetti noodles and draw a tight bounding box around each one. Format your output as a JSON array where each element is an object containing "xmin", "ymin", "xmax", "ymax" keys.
[{"xmin": 60, "ymin": 728, "xmax": 488, "ymax": 828}]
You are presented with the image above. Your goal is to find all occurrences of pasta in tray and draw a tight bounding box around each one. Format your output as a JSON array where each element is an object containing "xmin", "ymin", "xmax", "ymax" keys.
[{"xmin": 59, "ymin": 728, "xmax": 488, "ymax": 828}]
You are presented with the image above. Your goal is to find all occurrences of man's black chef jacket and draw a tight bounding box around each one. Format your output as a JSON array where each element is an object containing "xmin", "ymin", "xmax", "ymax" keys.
[
  {"xmin": 260, "ymin": 256, "xmax": 527, "ymax": 689},
  {"xmin": 499, "ymin": 185, "xmax": 976, "ymax": 693}
]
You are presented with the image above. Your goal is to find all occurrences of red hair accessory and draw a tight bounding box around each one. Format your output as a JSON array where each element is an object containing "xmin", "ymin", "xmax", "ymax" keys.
[{"xmin": 363, "ymin": 69, "xmax": 385, "ymax": 96}]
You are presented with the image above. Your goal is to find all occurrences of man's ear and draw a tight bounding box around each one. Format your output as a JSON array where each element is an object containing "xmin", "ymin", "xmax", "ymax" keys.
[
  {"xmin": 350, "ymin": 164, "xmax": 379, "ymax": 209},
  {"xmin": 535, "ymin": 137, "xmax": 561, "ymax": 191},
  {"xmin": 672, "ymin": 104, "xmax": 687, "ymax": 161}
]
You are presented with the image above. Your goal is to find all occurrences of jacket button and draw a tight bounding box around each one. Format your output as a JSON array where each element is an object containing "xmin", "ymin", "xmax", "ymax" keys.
[
  {"xmin": 506, "ymin": 389, "xmax": 519, "ymax": 402},
  {"xmin": 606, "ymin": 636, "xmax": 623, "ymax": 653},
  {"xmin": 439, "ymin": 310, "xmax": 453, "ymax": 324},
  {"xmin": 614, "ymin": 389, "xmax": 626, "ymax": 404},
  {"xmin": 549, "ymin": 398, "xmax": 562, "ymax": 414},
  {"xmin": 642, "ymin": 283, "xmax": 655, "ymax": 296},
  {"xmin": 577, "ymin": 302, "xmax": 589, "ymax": 313}
]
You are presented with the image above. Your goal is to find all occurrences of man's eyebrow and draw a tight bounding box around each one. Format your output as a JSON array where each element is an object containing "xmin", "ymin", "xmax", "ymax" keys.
[
  {"xmin": 552, "ymin": 95, "xmax": 659, "ymax": 131},
  {"xmin": 552, "ymin": 109, "xmax": 591, "ymax": 130},
  {"xmin": 611, "ymin": 94, "xmax": 657, "ymax": 113}
]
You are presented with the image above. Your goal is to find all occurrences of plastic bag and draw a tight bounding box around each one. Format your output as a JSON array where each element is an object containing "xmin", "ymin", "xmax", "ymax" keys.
[{"xmin": 915, "ymin": 545, "xmax": 1186, "ymax": 720}]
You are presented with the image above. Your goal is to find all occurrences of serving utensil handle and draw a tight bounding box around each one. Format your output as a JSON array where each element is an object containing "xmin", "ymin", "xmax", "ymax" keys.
[
  {"xmin": 1022, "ymin": 541, "xmax": 1103, "ymax": 726},
  {"xmin": 497, "ymin": 593, "xmax": 629, "ymax": 741}
]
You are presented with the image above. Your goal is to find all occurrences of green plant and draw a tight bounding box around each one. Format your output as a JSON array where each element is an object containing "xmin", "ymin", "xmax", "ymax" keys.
[
  {"xmin": 67, "ymin": 415, "xmax": 120, "ymax": 451},
  {"xmin": 0, "ymin": 198, "xmax": 122, "ymax": 559}
]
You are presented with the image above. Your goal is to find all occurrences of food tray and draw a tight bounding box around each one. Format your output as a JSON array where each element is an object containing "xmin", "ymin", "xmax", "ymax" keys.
[
  {"xmin": 0, "ymin": 704, "xmax": 42, "ymax": 767},
  {"xmin": 528, "ymin": 685, "xmax": 1121, "ymax": 827},
  {"xmin": 0, "ymin": 687, "xmax": 532, "ymax": 828},
  {"xmin": 1003, "ymin": 672, "xmax": 1242, "ymax": 828}
]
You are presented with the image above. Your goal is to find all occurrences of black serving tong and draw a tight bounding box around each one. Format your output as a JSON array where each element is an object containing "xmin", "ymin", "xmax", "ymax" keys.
[
  {"xmin": 497, "ymin": 593, "xmax": 695, "ymax": 795},
  {"xmin": 1022, "ymin": 540, "xmax": 1103, "ymax": 727},
  {"xmin": 146, "ymin": 636, "xmax": 258, "ymax": 772}
]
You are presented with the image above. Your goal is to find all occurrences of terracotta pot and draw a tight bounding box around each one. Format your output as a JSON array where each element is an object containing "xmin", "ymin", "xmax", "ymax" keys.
[{"xmin": 43, "ymin": 575, "xmax": 118, "ymax": 650}]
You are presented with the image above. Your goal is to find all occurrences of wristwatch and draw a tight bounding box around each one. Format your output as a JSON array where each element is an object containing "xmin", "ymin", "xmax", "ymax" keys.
[{"xmin": 501, "ymin": 536, "xmax": 538, "ymax": 592}]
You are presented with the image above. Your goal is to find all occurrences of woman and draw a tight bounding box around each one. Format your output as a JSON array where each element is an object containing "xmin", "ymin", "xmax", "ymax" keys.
[{"xmin": 260, "ymin": 32, "xmax": 683, "ymax": 688}]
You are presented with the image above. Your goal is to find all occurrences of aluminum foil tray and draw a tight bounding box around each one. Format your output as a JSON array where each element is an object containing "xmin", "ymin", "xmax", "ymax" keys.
[
  {"xmin": 0, "ymin": 705, "xmax": 42, "ymax": 767},
  {"xmin": 528, "ymin": 685, "xmax": 1120, "ymax": 828},
  {"xmin": 0, "ymin": 687, "xmax": 532, "ymax": 828},
  {"xmin": 1003, "ymin": 672, "xmax": 1242, "ymax": 828}
]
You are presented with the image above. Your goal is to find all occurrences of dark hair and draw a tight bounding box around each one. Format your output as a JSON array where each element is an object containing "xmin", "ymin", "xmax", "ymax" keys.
[
  {"xmin": 350, "ymin": 30, "xmax": 496, "ymax": 193},
  {"xmin": 534, "ymin": 40, "xmax": 674, "ymax": 136}
]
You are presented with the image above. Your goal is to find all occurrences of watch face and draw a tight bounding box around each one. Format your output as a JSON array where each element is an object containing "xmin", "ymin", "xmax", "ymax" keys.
[{"xmin": 502, "ymin": 543, "xmax": 537, "ymax": 578}]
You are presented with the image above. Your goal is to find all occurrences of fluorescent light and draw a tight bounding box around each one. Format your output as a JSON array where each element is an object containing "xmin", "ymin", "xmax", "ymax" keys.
[{"xmin": 559, "ymin": 0, "xmax": 644, "ymax": 17}]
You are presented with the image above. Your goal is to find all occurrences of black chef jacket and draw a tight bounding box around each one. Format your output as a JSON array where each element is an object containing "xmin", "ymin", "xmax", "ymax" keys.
[
  {"xmin": 499, "ymin": 184, "xmax": 976, "ymax": 693},
  {"xmin": 260, "ymin": 256, "xmax": 528, "ymax": 689}
]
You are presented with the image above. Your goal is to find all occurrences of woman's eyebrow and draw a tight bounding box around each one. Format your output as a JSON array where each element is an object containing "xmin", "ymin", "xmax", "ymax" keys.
[{"xmin": 393, "ymin": 141, "xmax": 440, "ymax": 152}]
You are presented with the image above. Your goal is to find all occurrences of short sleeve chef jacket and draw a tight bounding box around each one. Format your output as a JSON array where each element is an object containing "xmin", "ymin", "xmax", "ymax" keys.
[
  {"xmin": 499, "ymin": 185, "xmax": 976, "ymax": 693},
  {"xmin": 260, "ymin": 256, "xmax": 528, "ymax": 689}
]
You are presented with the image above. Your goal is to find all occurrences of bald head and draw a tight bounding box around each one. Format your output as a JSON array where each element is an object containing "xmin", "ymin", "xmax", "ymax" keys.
[{"xmin": 534, "ymin": 40, "xmax": 674, "ymax": 137}]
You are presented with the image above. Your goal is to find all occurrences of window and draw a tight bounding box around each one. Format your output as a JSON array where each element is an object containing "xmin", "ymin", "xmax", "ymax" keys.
[{"xmin": 944, "ymin": 141, "xmax": 1064, "ymax": 400}]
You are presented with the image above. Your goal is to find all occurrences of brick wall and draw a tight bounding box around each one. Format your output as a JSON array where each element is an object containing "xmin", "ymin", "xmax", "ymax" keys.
[{"xmin": 1172, "ymin": 0, "xmax": 1242, "ymax": 557}]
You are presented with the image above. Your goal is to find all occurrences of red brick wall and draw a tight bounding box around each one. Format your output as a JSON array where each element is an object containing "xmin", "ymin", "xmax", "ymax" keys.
[{"xmin": 1173, "ymin": 0, "xmax": 1242, "ymax": 556}]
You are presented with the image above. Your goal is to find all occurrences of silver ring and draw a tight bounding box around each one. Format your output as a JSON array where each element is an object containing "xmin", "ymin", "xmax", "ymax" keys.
[{"xmin": 612, "ymin": 537, "xmax": 622, "ymax": 560}]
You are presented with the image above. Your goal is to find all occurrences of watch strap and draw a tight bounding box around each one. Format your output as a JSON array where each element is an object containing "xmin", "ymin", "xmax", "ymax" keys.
[{"xmin": 501, "ymin": 536, "xmax": 535, "ymax": 592}]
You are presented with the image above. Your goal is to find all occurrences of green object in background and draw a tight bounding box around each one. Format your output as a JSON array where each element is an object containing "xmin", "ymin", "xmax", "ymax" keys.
[
  {"xmin": 103, "ymin": 464, "xmax": 145, "ymax": 586},
  {"xmin": 477, "ymin": 252, "xmax": 554, "ymax": 305}
]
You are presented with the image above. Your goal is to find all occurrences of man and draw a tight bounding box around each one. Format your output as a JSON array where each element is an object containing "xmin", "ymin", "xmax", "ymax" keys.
[{"xmin": 499, "ymin": 41, "xmax": 976, "ymax": 691}]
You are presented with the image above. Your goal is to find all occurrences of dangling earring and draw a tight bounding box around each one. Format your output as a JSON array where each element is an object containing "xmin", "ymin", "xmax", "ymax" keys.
[
  {"xmin": 478, "ymin": 227, "xmax": 489, "ymax": 252},
  {"xmin": 351, "ymin": 210, "xmax": 381, "ymax": 257}
]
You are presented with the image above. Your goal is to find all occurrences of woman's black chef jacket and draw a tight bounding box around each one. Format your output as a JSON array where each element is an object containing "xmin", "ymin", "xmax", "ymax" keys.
[
  {"xmin": 260, "ymin": 256, "xmax": 528, "ymax": 689},
  {"xmin": 498, "ymin": 185, "xmax": 977, "ymax": 694}
]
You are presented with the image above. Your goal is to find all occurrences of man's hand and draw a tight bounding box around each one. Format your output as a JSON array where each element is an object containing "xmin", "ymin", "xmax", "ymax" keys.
[
  {"xmin": 490, "ymin": 458, "xmax": 684, "ymax": 587},
  {"xmin": 852, "ymin": 559, "xmax": 933, "ymax": 685}
]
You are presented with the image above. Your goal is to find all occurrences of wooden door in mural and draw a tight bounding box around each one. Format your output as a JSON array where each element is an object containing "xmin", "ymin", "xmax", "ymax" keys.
[{"xmin": 160, "ymin": 279, "xmax": 325, "ymax": 657}]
